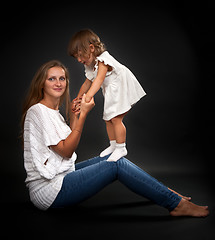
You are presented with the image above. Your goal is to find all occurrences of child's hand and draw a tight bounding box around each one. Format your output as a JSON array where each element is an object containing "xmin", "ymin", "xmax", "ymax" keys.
[{"xmin": 80, "ymin": 94, "xmax": 95, "ymax": 115}]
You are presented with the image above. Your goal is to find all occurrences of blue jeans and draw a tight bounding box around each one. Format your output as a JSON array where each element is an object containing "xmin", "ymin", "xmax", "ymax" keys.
[{"xmin": 51, "ymin": 155, "xmax": 181, "ymax": 211}]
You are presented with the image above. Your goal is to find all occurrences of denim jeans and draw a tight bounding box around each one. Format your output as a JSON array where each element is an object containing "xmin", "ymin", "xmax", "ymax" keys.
[{"xmin": 51, "ymin": 155, "xmax": 181, "ymax": 211}]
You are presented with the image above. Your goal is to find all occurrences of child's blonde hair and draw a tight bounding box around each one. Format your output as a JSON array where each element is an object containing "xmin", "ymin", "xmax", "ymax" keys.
[{"xmin": 68, "ymin": 29, "xmax": 106, "ymax": 57}]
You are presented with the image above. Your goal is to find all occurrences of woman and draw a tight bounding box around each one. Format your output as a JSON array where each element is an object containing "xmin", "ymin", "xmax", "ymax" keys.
[{"xmin": 21, "ymin": 60, "xmax": 209, "ymax": 217}]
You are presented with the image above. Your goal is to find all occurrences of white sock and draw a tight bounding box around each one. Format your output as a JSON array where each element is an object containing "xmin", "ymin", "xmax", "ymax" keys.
[
  {"xmin": 107, "ymin": 143, "xmax": 127, "ymax": 162},
  {"xmin": 100, "ymin": 140, "xmax": 116, "ymax": 157}
]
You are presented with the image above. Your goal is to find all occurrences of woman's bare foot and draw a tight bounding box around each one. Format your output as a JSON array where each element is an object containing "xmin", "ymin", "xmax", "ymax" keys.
[
  {"xmin": 170, "ymin": 198, "xmax": 209, "ymax": 217},
  {"xmin": 168, "ymin": 188, "xmax": 191, "ymax": 201}
]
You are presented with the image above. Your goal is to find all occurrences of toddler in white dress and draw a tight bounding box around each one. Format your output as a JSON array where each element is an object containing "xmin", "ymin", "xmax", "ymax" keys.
[{"xmin": 68, "ymin": 29, "xmax": 146, "ymax": 161}]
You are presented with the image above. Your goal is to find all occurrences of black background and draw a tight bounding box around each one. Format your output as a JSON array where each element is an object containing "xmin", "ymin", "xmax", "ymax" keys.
[{"xmin": 1, "ymin": 1, "xmax": 215, "ymax": 239}]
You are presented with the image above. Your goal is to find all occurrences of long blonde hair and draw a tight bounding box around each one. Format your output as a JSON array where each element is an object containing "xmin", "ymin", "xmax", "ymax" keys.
[{"xmin": 21, "ymin": 60, "xmax": 71, "ymax": 143}]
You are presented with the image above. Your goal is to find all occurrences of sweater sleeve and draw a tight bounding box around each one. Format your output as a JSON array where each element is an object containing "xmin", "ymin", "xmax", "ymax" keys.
[{"xmin": 24, "ymin": 106, "xmax": 68, "ymax": 180}]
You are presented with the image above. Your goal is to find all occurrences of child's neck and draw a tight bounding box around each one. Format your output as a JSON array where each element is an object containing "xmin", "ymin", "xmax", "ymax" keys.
[{"xmin": 90, "ymin": 58, "xmax": 96, "ymax": 70}]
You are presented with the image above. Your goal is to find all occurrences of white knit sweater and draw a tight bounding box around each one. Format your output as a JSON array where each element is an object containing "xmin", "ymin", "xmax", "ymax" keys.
[{"xmin": 24, "ymin": 103, "xmax": 77, "ymax": 210}]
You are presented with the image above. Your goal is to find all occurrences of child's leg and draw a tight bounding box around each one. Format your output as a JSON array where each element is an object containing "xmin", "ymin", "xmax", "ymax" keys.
[
  {"xmin": 111, "ymin": 113, "xmax": 127, "ymax": 143},
  {"xmin": 106, "ymin": 120, "xmax": 115, "ymax": 141},
  {"xmin": 100, "ymin": 120, "xmax": 116, "ymax": 157},
  {"xmin": 107, "ymin": 113, "xmax": 128, "ymax": 162}
]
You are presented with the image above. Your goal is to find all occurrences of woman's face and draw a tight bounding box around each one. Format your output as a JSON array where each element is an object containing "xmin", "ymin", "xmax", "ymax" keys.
[{"xmin": 43, "ymin": 67, "xmax": 67, "ymax": 100}]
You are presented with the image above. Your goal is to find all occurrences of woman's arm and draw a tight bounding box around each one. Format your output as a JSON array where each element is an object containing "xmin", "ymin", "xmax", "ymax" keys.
[
  {"xmin": 69, "ymin": 112, "xmax": 79, "ymax": 130},
  {"xmin": 70, "ymin": 97, "xmax": 81, "ymax": 130},
  {"xmin": 77, "ymin": 78, "xmax": 92, "ymax": 98},
  {"xmin": 51, "ymin": 94, "xmax": 95, "ymax": 158},
  {"xmin": 85, "ymin": 61, "xmax": 108, "ymax": 103}
]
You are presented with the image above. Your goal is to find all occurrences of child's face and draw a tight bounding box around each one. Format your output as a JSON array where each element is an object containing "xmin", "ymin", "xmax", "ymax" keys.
[{"xmin": 76, "ymin": 44, "xmax": 95, "ymax": 66}]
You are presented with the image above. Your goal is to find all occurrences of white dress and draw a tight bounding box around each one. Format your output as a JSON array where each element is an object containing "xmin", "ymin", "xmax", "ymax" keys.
[{"xmin": 85, "ymin": 51, "xmax": 146, "ymax": 121}]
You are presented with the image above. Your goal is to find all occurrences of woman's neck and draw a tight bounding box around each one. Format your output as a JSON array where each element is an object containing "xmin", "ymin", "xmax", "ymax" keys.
[{"xmin": 40, "ymin": 97, "xmax": 60, "ymax": 110}]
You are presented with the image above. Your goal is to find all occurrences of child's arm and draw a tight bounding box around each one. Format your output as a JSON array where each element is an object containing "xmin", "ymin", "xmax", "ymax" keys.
[
  {"xmin": 77, "ymin": 78, "xmax": 92, "ymax": 98},
  {"xmin": 85, "ymin": 61, "xmax": 108, "ymax": 103}
]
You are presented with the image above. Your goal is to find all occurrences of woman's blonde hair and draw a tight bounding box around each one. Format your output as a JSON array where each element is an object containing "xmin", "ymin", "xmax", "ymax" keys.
[
  {"xmin": 21, "ymin": 60, "xmax": 71, "ymax": 143},
  {"xmin": 68, "ymin": 29, "xmax": 106, "ymax": 57}
]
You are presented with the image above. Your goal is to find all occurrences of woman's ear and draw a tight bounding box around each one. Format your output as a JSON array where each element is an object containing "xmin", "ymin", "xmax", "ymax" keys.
[{"xmin": 89, "ymin": 44, "xmax": 95, "ymax": 53}]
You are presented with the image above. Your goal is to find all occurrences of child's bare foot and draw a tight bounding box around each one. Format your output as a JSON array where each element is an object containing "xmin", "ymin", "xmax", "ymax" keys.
[
  {"xmin": 170, "ymin": 198, "xmax": 209, "ymax": 217},
  {"xmin": 168, "ymin": 188, "xmax": 191, "ymax": 201}
]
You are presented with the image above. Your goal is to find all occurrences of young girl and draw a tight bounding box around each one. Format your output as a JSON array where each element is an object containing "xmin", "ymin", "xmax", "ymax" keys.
[{"xmin": 68, "ymin": 29, "xmax": 146, "ymax": 162}]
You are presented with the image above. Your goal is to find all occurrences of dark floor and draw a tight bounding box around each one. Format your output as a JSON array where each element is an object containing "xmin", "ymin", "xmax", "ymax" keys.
[{"xmin": 3, "ymin": 167, "xmax": 215, "ymax": 240}]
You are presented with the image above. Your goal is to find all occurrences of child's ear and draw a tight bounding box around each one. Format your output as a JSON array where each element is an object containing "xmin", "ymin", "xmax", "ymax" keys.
[{"xmin": 89, "ymin": 44, "xmax": 95, "ymax": 53}]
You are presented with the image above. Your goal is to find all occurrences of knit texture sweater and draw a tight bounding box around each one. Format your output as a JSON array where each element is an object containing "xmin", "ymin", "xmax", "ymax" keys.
[{"xmin": 24, "ymin": 103, "xmax": 77, "ymax": 210}]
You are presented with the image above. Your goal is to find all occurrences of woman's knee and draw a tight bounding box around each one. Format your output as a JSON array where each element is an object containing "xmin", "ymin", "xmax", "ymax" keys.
[
  {"xmin": 75, "ymin": 155, "xmax": 108, "ymax": 170},
  {"xmin": 116, "ymin": 157, "xmax": 130, "ymax": 167}
]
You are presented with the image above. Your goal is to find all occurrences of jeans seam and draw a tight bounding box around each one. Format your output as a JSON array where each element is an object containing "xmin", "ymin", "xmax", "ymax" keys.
[{"xmin": 118, "ymin": 161, "xmax": 180, "ymax": 210}]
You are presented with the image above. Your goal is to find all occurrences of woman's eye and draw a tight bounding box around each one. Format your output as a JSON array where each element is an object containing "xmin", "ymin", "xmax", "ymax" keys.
[
  {"xmin": 60, "ymin": 77, "xmax": 65, "ymax": 81},
  {"xmin": 48, "ymin": 77, "xmax": 54, "ymax": 81}
]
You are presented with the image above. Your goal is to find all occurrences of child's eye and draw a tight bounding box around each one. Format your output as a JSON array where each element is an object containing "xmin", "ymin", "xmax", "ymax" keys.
[{"xmin": 77, "ymin": 52, "xmax": 82, "ymax": 58}]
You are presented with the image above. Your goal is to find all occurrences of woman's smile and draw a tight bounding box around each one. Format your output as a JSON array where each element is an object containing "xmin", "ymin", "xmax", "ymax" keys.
[{"xmin": 53, "ymin": 87, "xmax": 63, "ymax": 92}]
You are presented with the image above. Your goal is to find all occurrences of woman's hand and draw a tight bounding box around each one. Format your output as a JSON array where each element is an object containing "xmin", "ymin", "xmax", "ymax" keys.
[
  {"xmin": 80, "ymin": 93, "xmax": 95, "ymax": 116},
  {"xmin": 51, "ymin": 94, "xmax": 95, "ymax": 159}
]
